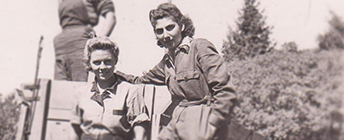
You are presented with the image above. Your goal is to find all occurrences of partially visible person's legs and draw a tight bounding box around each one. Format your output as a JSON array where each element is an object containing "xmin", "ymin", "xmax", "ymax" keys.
[
  {"xmin": 158, "ymin": 106, "xmax": 186, "ymax": 140},
  {"xmin": 176, "ymin": 105, "xmax": 213, "ymax": 140},
  {"xmin": 54, "ymin": 51, "xmax": 88, "ymax": 81},
  {"xmin": 53, "ymin": 26, "xmax": 90, "ymax": 81},
  {"xmin": 159, "ymin": 105, "xmax": 228, "ymax": 140},
  {"xmin": 54, "ymin": 54, "xmax": 71, "ymax": 81},
  {"xmin": 67, "ymin": 51, "xmax": 88, "ymax": 81}
]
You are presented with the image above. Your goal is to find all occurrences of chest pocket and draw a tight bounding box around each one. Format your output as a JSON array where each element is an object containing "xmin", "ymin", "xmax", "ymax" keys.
[
  {"xmin": 176, "ymin": 71, "xmax": 200, "ymax": 82},
  {"xmin": 176, "ymin": 71, "xmax": 205, "ymax": 100}
]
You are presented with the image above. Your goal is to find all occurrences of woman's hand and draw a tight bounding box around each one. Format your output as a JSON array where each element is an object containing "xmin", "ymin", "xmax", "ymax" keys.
[
  {"xmin": 133, "ymin": 124, "xmax": 147, "ymax": 140},
  {"xmin": 70, "ymin": 124, "xmax": 82, "ymax": 140},
  {"xmin": 83, "ymin": 30, "xmax": 97, "ymax": 39}
]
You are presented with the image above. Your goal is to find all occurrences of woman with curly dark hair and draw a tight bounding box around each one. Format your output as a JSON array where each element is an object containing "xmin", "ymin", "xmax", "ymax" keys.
[{"xmin": 116, "ymin": 3, "xmax": 236, "ymax": 140}]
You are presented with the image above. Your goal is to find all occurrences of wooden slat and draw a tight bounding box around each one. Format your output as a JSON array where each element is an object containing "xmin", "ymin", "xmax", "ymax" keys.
[
  {"xmin": 28, "ymin": 79, "xmax": 51, "ymax": 140},
  {"xmin": 47, "ymin": 109, "xmax": 71, "ymax": 121},
  {"xmin": 15, "ymin": 104, "xmax": 28, "ymax": 140},
  {"xmin": 154, "ymin": 86, "xmax": 171, "ymax": 114},
  {"xmin": 151, "ymin": 86, "xmax": 171, "ymax": 140},
  {"xmin": 151, "ymin": 114, "xmax": 161, "ymax": 140},
  {"xmin": 49, "ymin": 80, "xmax": 88, "ymax": 110},
  {"xmin": 45, "ymin": 121, "xmax": 71, "ymax": 140},
  {"xmin": 143, "ymin": 85, "xmax": 155, "ymax": 117},
  {"xmin": 44, "ymin": 80, "xmax": 88, "ymax": 140},
  {"xmin": 45, "ymin": 80, "xmax": 172, "ymax": 140}
]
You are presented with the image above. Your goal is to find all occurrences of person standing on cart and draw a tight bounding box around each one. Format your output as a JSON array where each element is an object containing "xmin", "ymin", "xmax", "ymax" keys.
[{"xmin": 54, "ymin": 0, "xmax": 116, "ymax": 81}]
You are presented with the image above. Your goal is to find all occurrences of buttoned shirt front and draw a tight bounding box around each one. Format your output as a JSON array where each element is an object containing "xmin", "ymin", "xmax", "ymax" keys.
[
  {"xmin": 116, "ymin": 37, "xmax": 236, "ymax": 127},
  {"xmin": 71, "ymin": 78, "xmax": 148, "ymax": 139}
]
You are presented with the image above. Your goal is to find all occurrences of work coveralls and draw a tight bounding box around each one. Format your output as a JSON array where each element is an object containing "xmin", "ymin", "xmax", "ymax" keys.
[{"xmin": 117, "ymin": 37, "xmax": 237, "ymax": 140}]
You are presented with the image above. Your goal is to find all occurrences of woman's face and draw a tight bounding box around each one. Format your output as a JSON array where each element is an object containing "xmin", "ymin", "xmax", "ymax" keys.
[
  {"xmin": 89, "ymin": 50, "xmax": 117, "ymax": 81},
  {"xmin": 154, "ymin": 17, "xmax": 183, "ymax": 50}
]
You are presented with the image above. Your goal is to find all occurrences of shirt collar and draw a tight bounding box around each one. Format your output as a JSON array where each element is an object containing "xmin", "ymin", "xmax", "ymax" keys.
[
  {"xmin": 176, "ymin": 36, "xmax": 192, "ymax": 53},
  {"xmin": 164, "ymin": 36, "xmax": 193, "ymax": 62},
  {"xmin": 90, "ymin": 74, "xmax": 121, "ymax": 95}
]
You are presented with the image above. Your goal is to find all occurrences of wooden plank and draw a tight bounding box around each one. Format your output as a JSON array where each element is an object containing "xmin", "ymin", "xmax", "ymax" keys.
[
  {"xmin": 45, "ymin": 80, "xmax": 172, "ymax": 140},
  {"xmin": 154, "ymin": 86, "xmax": 171, "ymax": 114},
  {"xmin": 46, "ymin": 109, "xmax": 71, "ymax": 121},
  {"xmin": 45, "ymin": 121, "xmax": 71, "ymax": 140},
  {"xmin": 28, "ymin": 79, "xmax": 51, "ymax": 140},
  {"xmin": 45, "ymin": 80, "xmax": 88, "ymax": 140},
  {"xmin": 15, "ymin": 104, "xmax": 28, "ymax": 140},
  {"xmin": 49, "ymin": 80, "xmax": 88, "ymax": 110},
  {"xmin": 143, "ymin": 85, "xmax": 155, "ymax": 118},
  {"xmin": 151, "ymin": 114, "xmax": 161, "ymax": 140},
  {"xmin": 151, "ymin": 86, "xmax": 171, "ymax": 140}
]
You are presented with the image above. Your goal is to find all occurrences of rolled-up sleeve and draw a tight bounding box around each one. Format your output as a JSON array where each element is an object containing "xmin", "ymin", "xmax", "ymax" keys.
[
  {"xmin": 95, "ymin": 0, "xmax": 115, "ymax": 16},
  {"xmin": 126, "ymin": 85, "xmax": 150, "ymax": 127},
  {"xmin": 70, "ymin": 92, "xmax": 82, "ymax": 125},
  {"xmin": 196, "ymin": 39, "xmax": 237, "ymax": 127}
]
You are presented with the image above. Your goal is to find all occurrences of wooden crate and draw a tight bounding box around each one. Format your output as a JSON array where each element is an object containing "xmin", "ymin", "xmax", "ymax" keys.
[{"xmin": 16, "ymin": 79, "xmax": 171, "ymax": 140}]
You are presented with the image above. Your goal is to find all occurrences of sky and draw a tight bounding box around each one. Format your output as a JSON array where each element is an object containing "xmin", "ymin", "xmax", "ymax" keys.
[{"xmin": 0, "ymin": 0, "xmax": 343, "ymax": 94}]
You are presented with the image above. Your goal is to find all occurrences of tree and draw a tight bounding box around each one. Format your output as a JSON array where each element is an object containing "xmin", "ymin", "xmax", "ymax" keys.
[
  {"xmin": 317, "ymin": 12, "xmax": 344, "ymax": 50},
  {"xmin": 222, "ymin": 0, "xmax": 274, "ymax": 61},
  {"xmin": 281, "ymin": 41, "xmax": 298, "ymax": 52}
]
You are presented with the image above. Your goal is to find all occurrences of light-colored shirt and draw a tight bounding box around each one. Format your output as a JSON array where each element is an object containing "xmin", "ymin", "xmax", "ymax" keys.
[{"xmin": 70, "ymin": 78, "xmax": 148, "ymax": 139}]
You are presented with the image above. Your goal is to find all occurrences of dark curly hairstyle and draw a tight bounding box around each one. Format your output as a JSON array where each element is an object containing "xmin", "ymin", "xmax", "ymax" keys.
[
  {"xmin": 83, "ymin": 36, "xmax": 119, "ymax": 71},
  {"xmin": 149, "ymin": 3, "xmax": 195, "ymax": 38}
]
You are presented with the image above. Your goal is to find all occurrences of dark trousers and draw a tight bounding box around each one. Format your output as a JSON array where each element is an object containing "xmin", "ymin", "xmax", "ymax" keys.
[{"xmin": 53, "ymin": 26, "xmax": 90, "ymax": 81}]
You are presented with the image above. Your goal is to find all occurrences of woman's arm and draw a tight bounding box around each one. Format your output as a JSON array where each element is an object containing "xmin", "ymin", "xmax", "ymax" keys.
[
  {"xmin": 196, "ymin": 39, "xmax": 237, "ymax": 128},
  {"xmin": 126, "ymin": 85, "xmax": 150, "ymax": 140},
  {"xmin": 91, "ymin": 0, "xmax": 116, "ymax": 37},
  {"xmin": 98, "ymin": 11, "xmax": 116, "ymax": 36},
  {"xmin": 116, "ymin": 57, "xmax": 166, "ymax": 85}
]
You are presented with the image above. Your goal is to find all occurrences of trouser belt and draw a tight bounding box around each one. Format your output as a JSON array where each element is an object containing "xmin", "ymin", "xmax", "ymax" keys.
[{"xmin": 179, "ymin": 95, "xmax": 213, "ymax": 107}]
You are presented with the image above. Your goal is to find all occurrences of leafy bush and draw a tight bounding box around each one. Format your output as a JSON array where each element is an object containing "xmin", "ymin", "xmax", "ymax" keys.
[
  {"xmin": 281, "ymin": 42, "xmax": 298, "ymax": 53},
  {"xmin": 228, "ymin": 49, "xmax": 343, "ymax": 140},
  {"xmin": 0, "ymin": 93, "xmax": 19, "ymax": 140}
]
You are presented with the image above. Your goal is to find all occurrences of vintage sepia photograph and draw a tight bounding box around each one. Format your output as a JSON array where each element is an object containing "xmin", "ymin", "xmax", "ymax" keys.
[{"xmin": 1, "ymin": 0, "xmax": 344, "ymax": 139}]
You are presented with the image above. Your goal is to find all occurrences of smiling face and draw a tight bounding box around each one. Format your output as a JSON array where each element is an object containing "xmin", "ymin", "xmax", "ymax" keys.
[
  {"xmin": 154, "ymin": 17, "xmax": 183, "ymax": 50},
  {"xmin": 90, "ymin": 50, "xmax": 117, "ymax": 82}
]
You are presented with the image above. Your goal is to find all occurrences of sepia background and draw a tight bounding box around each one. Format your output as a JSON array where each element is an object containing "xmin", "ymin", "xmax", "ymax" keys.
[
  {"xmin": 1, "ymin": 0, "xmax": 344, "ymax": 139},
  {"xmin": 0, "ymin": 0, "xmax": 343, "ymax": 94}
]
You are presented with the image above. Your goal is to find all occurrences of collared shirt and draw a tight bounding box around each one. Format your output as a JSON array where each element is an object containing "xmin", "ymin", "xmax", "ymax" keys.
[
  {"xmin": 116, "ymin": 37, "xmax": 236, "ymax": 127},
  {"xmin": 70, "ymin": 78, "xmax": 148, "ymax": 139}
]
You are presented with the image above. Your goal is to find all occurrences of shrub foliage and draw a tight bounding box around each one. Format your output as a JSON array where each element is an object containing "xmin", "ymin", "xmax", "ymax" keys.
[
  {"xmin": 0, "ymin": 93, "xmax": 19, "ymax": 140},
  {"xmin": 223, "ymin": 1, "xmax": 344, "ymax": 139},
  {"xmin": 228, "ymin": 49, "xmax": 343, "ymax": 140}
]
